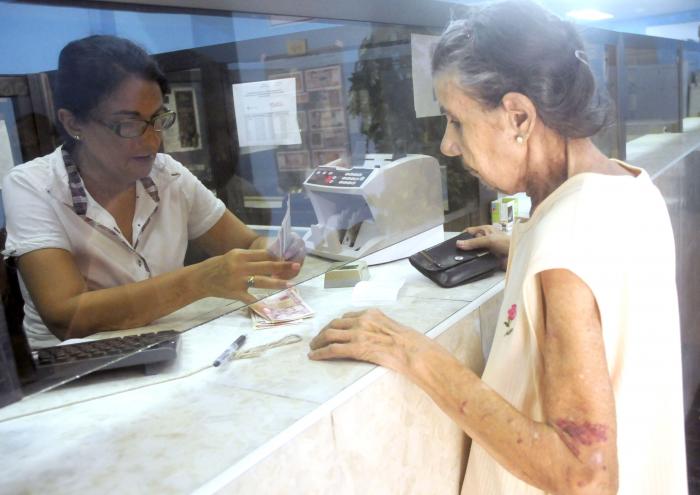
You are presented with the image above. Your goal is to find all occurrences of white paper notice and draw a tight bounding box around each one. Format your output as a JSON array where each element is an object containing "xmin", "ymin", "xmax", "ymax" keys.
[
  {"xmin": 0, "ymin": 120, "xmax": 15, "ymax": 187},
  {"xmin": 411, "ymin": 33, "xmax": 442, "ymax": 118},
  {"xmin": 232, "ymin": 78, "xmax": 301, "ymax": 148}
]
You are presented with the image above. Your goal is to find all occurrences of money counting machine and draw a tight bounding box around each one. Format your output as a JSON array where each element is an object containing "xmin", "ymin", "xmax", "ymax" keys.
[{"xmin": 303, "ymin": 154, "xmax": 444, "ymax": 265}]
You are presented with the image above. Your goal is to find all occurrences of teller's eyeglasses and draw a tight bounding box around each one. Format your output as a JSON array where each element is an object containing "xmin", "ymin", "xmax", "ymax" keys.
[{"xmin": 94, "ymin": 110, "xmax": 177, "ymax": 138}]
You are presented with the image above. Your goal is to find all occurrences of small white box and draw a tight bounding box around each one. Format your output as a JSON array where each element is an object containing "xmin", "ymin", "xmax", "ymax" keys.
[{"xmin": 324, "ymin": 261, "xmax": 370, "ymax": 288}]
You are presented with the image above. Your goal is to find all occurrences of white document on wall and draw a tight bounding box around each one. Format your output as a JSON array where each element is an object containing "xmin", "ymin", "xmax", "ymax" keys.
[
  {"xmin": 411, "ymin": 33, "xmax": 442, "ymax": 118},
  {"xmin": 232, "ymin": 78, "xmax": 301, "ymax": 148},
  {"xmin": 0, "ymin": 120, "xmax": 15, "ymax": 188}
]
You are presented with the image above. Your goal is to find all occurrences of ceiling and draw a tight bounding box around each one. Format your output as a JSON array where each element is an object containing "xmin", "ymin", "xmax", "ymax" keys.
[
  {"xmin": 516, "ymin": 0, "xmax": 698, "ymax": 21},
  {"xmin": 88, "ymin": 0, "xmax": 700, "ymax": 28}
]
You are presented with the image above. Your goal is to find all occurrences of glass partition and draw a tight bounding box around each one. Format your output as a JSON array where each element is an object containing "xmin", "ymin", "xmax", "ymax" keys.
[
  {"xmin": 0, "ymin": 0, "xmax": 476, "ymax": 403},
  {"xmin": 579, "ymin": 27, "xmax": 625, "ymax": 160},
  {"xmin": 0, "ymin": 0, "xmax": 688, "ymax": 405},
  {"xmin": 623, "ymin": 33, "xmax": 683, "ymax": 140},
  {"xmin": 684, "ymin": 41, "xmax": 700, "ymax": 120}
]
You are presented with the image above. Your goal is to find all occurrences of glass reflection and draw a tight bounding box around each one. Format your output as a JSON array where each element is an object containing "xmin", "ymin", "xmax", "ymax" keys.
[{"xmin": 0, "ymin": 0, "xmax": 635, "ymax": 408}]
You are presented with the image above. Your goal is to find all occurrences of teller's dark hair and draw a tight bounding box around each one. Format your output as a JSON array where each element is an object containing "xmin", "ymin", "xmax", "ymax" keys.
[
  {"xmin": 55, "ymin": 35, "xmax": 169, "ymax": 142},
  {"xmin": 432, "ymin": 0, "xmax": 611, "ymax": 138}
]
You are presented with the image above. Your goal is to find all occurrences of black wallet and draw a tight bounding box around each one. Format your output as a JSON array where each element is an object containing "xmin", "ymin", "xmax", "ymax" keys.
[{"xmin": 408, "ymin": 232, "xmax": 500, "ymax": 288}]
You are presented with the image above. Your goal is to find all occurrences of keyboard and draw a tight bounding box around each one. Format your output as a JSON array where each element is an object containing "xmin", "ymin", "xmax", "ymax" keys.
[{"xmin": 34, "ymin": 330, "xmax": 180, "ymax": 380}]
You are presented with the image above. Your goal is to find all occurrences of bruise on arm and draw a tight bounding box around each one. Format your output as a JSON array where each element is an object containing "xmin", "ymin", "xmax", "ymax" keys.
[
  {"xmin": 540, "ymin": 268, "xmax": 618, "ymax": 490},
  {"xmin": 554, "ymin": 419, "xmax": 608, "ymax": 458},
  {"xmin": 358, "ymin": 267, "xmax": 618, "ymax": 493}
]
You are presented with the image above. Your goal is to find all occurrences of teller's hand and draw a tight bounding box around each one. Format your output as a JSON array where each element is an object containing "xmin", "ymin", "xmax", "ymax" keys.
[{"xmin": 197, "ymin": 248, "xmax": 300, "ymax": 304}]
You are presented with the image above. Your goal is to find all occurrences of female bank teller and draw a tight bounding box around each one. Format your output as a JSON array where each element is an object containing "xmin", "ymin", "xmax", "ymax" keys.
[{"xmin": 2, "ymin": 35, "xmax": 303, "ymax": 348}]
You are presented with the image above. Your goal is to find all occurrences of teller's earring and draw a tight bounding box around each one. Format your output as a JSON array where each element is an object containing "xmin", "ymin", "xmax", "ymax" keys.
[
  {"xmin": 73, "ymin": 135, "xmax": 81, "ymax": 141},
  {"xmin": 515, "ymin": 134, "xmax": 524, "ymax": 144}
]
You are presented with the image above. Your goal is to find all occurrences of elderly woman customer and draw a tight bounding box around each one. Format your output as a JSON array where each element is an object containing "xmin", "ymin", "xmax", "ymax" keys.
[
  {"xmin": 2, "ymin": 35, "xmax": 303, "ymax": 348},
  {"xmin": 310, "ymin": 1, "xmax": 687, "ymax": 494}
]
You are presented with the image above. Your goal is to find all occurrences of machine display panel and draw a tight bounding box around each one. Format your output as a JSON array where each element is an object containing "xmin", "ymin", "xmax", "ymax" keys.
[{"xmin": 306, "ymin": 167, "xmax": 373, "ymax": 188}]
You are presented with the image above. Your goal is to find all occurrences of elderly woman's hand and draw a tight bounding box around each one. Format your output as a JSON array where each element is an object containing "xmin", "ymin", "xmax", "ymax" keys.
[
  {"xmin": 197, "ymin": 248, "xmax": 301, "ymax": 304},
  {"xmin": 308, "ymin": 308, "xmax": 442, "ymax": 374},
  {"xmin": 458, "ymin": 225, "xmax": 510, "ymax": 268}
]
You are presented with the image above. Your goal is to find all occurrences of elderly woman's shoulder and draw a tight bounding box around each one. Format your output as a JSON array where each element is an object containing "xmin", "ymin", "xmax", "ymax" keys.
[
  {"xmin": 554, "ymin": 171, "xmax": 646, "ymax": 209},
  {"xmin": 533, "ymin": 171, "xmax": 655, "ymax": 239},
  {"xmin": 530, "ymin": 176, "xmax": 616, "ymax": 228}
]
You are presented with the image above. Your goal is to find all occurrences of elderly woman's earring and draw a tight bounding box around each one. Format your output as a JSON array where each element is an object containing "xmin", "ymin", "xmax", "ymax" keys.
[
  {"xmin": 73, "ymin": 135, "xmax": 81, "ymax": 141},
  {"xmin": 515, "ymin": 135, "xmax": 524, "ymax": 144}
]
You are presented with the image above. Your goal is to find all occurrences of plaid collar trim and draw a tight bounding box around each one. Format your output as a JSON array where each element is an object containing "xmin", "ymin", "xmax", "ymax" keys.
[{"xmin": 61, "ymin": 147, "xmax": 160, "ymax": 216}]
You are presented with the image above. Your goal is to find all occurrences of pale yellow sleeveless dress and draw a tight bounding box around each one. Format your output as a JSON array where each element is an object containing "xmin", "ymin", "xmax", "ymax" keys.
[{"xmin": 461, "ymin": 162, "xmax": 688, "ymax": 494}]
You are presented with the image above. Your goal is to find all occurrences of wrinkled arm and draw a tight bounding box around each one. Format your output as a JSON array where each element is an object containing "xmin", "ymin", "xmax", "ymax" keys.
[
  {"xmin": 407, "ymin": 269, "xmax": 617, "ymax": 494},
  {"xmin": 309, "ymin": 268, "xmax": 617, "ymax": 494}
]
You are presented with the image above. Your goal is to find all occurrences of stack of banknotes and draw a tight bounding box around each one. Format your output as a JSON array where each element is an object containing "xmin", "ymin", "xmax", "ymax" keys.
[{"xmin": 249, "ymin": 288, "xmax": 314, "ymax": 329}]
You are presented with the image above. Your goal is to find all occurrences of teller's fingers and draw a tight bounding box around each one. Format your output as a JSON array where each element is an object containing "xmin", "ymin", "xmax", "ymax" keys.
[
  {"xmin": 234, "ymin": 248, "xmax": 279, "ymax": 262},
  {"xmin": 246, "ymin": 275, "xmax": 290, "ymax": 290},
  {"xmin": 266, "ymin": 240, "xmax": 282, "ymax": 259},
  {"xmin": 274, "ymin": 260, "xmax": 303, "ymax": 278},
  {"xmin": 284, "ymin": 241, "xmax": 306, "ymax": 262},
  {"xmin": 234, "ymin": 291, "xmax": 258, "ymax": 305},
  {"xmin": 309, "ymin": 328, "xmax": 353, "ymax": 350},
  {"xmin": 246, "ymin": 260, "xmax": 301, "ymax": 275},
  {"xmin": 287, "ymin": 251, "xmax": 306, "ymax": 264}
]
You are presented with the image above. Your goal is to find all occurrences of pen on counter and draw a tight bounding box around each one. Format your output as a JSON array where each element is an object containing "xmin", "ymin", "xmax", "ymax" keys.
[{"xmin": 213, "ymin": 334, "xmax": 247, "ymax": 367}]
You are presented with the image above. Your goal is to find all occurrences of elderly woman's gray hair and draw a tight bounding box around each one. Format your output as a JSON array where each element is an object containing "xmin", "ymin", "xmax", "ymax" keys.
[{"xmin": 432, "ymin": 0, "xmax": 611, "ymax": 138}]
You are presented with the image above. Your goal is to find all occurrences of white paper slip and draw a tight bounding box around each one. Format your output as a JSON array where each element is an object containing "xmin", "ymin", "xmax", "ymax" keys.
[
  {"xmin": 280, "ymin": 195, "xmax": 291, "ymax": 257},
  {"xmin": 351, "ymin": 280, "xmax": 405, "ymax": 304},
  {"xmin": 270, "ymin": 194, "xmax": 292, "ymax": 260}
]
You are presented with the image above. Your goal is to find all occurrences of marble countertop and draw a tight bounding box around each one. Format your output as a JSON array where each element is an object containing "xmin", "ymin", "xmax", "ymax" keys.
[
  {"xmin": 626, "ymin": 117, "xmax": 700, "ymax": 179},
  {"xmin": 0, "ymin": 256, "xmax": 505, "ymax": 494}
]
